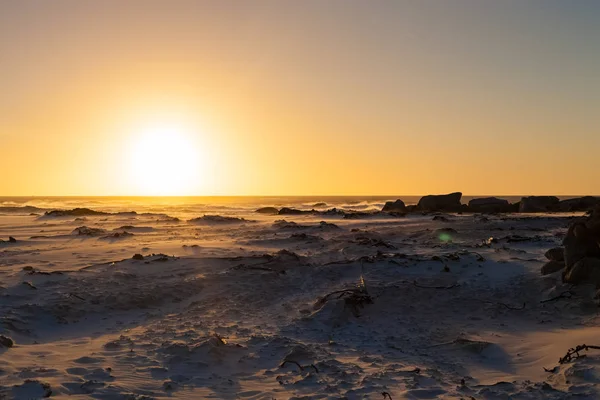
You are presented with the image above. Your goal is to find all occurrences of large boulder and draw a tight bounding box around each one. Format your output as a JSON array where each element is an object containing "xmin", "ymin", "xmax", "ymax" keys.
[
  {"xmin": 558, "ymin": 196, "xmax": 600, "ymax": 212},
  {"xmin": 382, "ymin": 199, "xmax": 406, "ymax": 213},
  {"xmin": 417, "ymin": 192, "xmax": 462, "ymax": 212},
  {"xmin": 541, "ymin": 260, "xmax": 565, "ymax": 275},
  {"xmin": 563, "ymin": 257, "xmax": 600, "ymax": 284},
  {"xmin": 518, "ymin": 196, "xmax": 559, "ymax": 212},
  {"xmin": 561, "ymin": 209, "xmax": 600, "ymax": 283},
  {"xmin": 468, "ymin": 197, "xmax": 511, "ymax": 213},
  {"xmin": 544, "ymin": 247, "xmax": 565, "ymax": 262}
]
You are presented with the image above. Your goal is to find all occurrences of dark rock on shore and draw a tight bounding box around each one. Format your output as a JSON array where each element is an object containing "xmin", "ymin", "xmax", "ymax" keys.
[
  {"xmin": 564, "ymin": 257, "xmax": 600, "ymax": 284},
  {"xmin": 418, "ymin": 192, "xmax": 462, "ymax": 212},
  {"xmin": 561, "ymin": 206, "xmax": 600, "ymax": 284},
  {"xmin": 468, "ymin": 197, "xmax": 512, "ymax": 212},
  {"xmin": 0, "ymin": 335, "xmax": 14, "ymax": 348},
  {"xmin": 544, "ymin": 247, "xmax": 565, "ymax": 262},
  {"xmin": 518, "ymin": 196, "xmax": 559, "ymax": 212},
  {"xmin": 256, "ymin": 207, "xmax": 279, "ymax": 214},
  {"xmin": 541, "ymin": 260, "xmax": 565, "ymax": 275},
  {"xmin": 382, "ymin": 199, "xmax": 406, "ymax": 213},
  {"xmin": 558, "ymin": 196, "xmax": 600, "ymax": 212}
]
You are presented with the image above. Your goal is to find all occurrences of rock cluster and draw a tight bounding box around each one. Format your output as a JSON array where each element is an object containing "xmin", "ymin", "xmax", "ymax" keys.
[
  {"xmin": 382, "ymin": 199, "xmax": 406, "ymax": 213},
  {"xmin": 417, "ymin": 192, "xmax": 463, "ymax": 212},
  {"xmin": 560, "ymin": 206, "xmax": 600, "ymax": 284},
  {"xmin": 380, "ymin": 194, "xmax": 599, "ymax": 213}
]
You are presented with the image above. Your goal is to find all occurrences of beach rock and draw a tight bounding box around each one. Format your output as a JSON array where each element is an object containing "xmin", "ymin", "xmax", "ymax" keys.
[
  {"xmin": 558, "ymin": 196, "xmax": 600, "ymax": 212},
  {"xmin": 382, "ymin": 199, "xmax": 406, "ymax": 213},
  {"xmin": 8, "ymin": 236, "xmax": 17, "ymax": 243},
  {"xmin": 518, "ymin": 196, "xmax": 559, "ymax": 212},
  {"xmin": 540, "ymin": 260, "xmax": 565, "ymax": 275},
  {"xmin": 0, "ymin": 335, "xmax": 14, "ymax": 348},
  {"xmin": 432, "ymin": 215, "xmax": 450, "ymax": 222},
  {"xmin": 468, "ymin": 197, "xmax": 511, "ymax": 212},
  {"xmin": 563, "ymin": 217, "xmax": 600, "ymax": 278},
  {"xmin": 255, "ymin": 207, "xmax": 279, "ymax": 214},
  {"xmin": 564, "ymin": 257, "xmax": 600, "ymax": 284},
  {"xmin": 545, "ymin": 247, "xmax": 565, "ymax": 262},
  {"xmin": 132, "ymin": 254, "xmax": 145, "ymax": 260},
  {"xmin": 417, "ymin": 192, "xmax": 462, "ymax": 212}
]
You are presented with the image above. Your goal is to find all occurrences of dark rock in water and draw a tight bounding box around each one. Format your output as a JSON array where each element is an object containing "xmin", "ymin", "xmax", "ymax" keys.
[
  {"xmin": 343, "ymin": 211, "xmax": 376, "ymax": 219},
  {"xmin": 541, "ymin": 260, "xmax": 565, "ymax": 275},
  {"xmin": 71, "ymin": 226, "xmax": 107, "ymax": 236},
  {"xmin": 8, "ymin": 236, "xmax": 17, "ymax": 243},
  {"xmin": 418, "ymin": 192, "xmax": 462, "ymax": 212},
  {"xmin": 44, "ymin": 208, "xmax": 109, "ymax": 217},
  {"xmin": 382, "ymin": 199, "xmax": 406, "ymax": 213},
  {"xmin": 320, "ymin": 208, "xmax": 345, "ymax": 217},
  {"xmin": 188, "ymin": 215, "xmax": 250, "ymax": 224},
  {"xmin": 564, "ymin": 257, "xmax": 600, "ymax": 284},
  {"xmin": 255, "ymin": 207, "xmax": 279, "ymax": 214},
  {"xmin": 468, "ymin": 197, "xmax": 511, "ymax": 212},
  {"xmin": 132, "ymin": 254, "xmax": 144, "ymax": 260},
  {"xmin": 0, "ymin": 335, "xmax": 14, "ymax": 348},
  {"xmin": 558, "ymin": 196, "xmax": 600, "ymax": 212},
  {"xmin": 518, "ymin": 196, "xmax": 559, "ymax": 212},
  {"xmin": 545, "ymin": 247, "xmax": 565, "ymax": 262},
  {"xmin": 313, "ymin": 202, "xmax": 327, "ymax": 207},
  {"xmin": 278, "ymin": 207, "xmax": 310, "ymax": 215}
]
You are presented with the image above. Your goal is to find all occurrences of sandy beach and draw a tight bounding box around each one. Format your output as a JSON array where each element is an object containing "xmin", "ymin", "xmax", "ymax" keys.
[{"xmin": 1, "ymin": 197, "xmax": 599, "ymax": 399}]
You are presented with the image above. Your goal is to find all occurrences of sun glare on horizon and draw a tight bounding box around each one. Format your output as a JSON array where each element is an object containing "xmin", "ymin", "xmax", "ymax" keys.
[{"xmin": 127, "ymin": 120, "xmax": 203, "ymax": 196}]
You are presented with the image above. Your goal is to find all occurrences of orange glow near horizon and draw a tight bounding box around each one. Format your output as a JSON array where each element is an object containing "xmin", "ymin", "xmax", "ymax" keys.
[{"xmin": 1, "ymin": 1, "xmax": 599, "ymax": 196}]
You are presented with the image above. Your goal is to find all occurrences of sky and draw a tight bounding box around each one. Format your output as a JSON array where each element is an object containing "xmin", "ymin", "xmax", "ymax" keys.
[{"xmin": 1, "ymin": 0, "xmax": 599, "ymax": 196}]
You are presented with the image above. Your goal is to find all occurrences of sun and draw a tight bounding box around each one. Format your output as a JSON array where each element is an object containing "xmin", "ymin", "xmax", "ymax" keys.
[{"xmin": 127, "ymin": 120, "xmax": 202, "ymax": 195}]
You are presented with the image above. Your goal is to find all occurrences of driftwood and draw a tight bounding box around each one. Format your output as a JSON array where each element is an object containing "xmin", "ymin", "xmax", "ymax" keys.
[
  {"xmin": 559, "ymin": 344, "xmax": 600, "ymax": 364},
  {"xmin": 314, "ymin": 276, "xmax": 373, "ymax": 316},
  {"xmin": 381, "ymin": 392, "xmax": 393, "ymax": 400},
  {"xmin": 541, "ymin": 290, "xmax": 574, "ymax": 303},
  {"xmin": 280, "ymin": 360, "xmax": 319, "ymax": 373}
]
